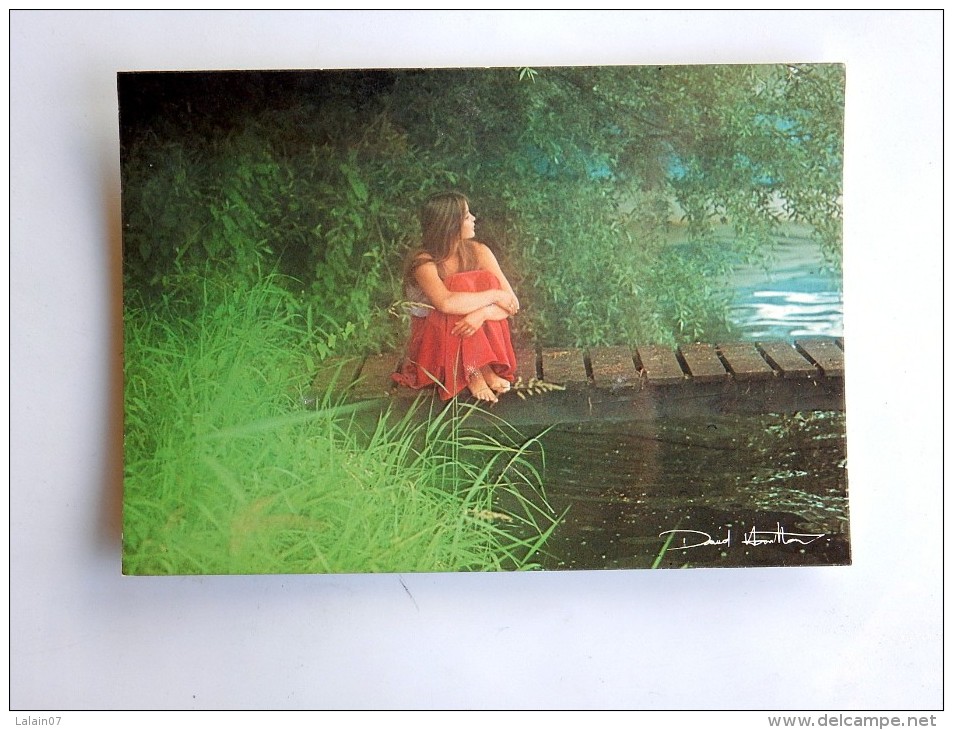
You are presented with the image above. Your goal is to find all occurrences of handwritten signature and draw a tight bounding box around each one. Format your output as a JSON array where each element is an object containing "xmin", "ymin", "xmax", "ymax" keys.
[{"xmin": 659, "ymin": 523, "xmax": 826, "ymax": 551}]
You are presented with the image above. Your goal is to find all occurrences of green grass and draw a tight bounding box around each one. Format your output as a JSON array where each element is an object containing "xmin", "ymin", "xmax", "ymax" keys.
[{"xmin": 122, "ymin": 276, "xmax": 558, "ymax": 574}]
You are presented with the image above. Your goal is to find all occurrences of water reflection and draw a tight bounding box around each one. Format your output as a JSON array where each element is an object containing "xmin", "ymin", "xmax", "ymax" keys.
[
  {"xmin": 727, "ymin": 234, "xmax": 843, "ymax": 341},
  {"xmin": 730, "ymin": 289, "xmax": 843, "ymax": 340},
  {"xmin": 532, "ymin": 411, "xmax": 849, "ymax": 570}
]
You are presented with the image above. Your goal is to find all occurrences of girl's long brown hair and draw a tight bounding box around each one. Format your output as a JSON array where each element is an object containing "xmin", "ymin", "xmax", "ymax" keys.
[{"xmin": 405, "ymin": 191, "xmax": 477, "ymax": 281}]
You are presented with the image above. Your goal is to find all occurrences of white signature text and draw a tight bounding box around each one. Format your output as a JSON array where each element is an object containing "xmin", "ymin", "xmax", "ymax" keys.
[{"xmin": 659, "ymin": 523, "xmax": 825, "ymax": 551}]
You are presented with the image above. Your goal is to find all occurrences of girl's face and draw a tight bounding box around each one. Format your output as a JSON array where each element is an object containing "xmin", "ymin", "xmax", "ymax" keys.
[{"xmin": 459, "ymin": 204, "xmax": 476, "ymax": 241}]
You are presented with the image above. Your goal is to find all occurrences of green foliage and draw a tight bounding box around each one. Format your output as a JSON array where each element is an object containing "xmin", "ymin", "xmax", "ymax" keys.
[
  {"xmin": 123, "ymin": 277, "xmax": 557, "ymax": 574},
  {"xmin": 121, "ymin": 65, "xmax": 843, "ymax": 349},
  {"xmin": 121, "ymin": 128, "xmax": 280, "ymax": 294}
]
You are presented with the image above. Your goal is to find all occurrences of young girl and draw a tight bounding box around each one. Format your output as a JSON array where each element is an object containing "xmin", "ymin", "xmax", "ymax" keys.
[{"xmin": 392, "ymin": 192, "xmax": 519, "ymax": 404}]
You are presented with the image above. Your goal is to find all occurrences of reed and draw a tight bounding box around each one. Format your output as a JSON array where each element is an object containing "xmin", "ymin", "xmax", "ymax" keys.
[{"xmin": 123, "ymin": 276, "xmax": 557, "ymax": 574}]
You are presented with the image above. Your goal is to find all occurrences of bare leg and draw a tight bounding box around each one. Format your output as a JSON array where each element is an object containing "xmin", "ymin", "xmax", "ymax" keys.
[{"xmin": 467, "ymin": 369, "xmax": 498, "ymax": 404}]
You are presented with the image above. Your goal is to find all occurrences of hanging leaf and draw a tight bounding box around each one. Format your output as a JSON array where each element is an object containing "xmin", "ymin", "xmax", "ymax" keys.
[{"xmin": 340, "ymin": 164, "xmax": 368, "ymax": 203}]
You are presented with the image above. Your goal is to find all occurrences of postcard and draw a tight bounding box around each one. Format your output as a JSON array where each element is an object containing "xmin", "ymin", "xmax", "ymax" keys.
[{"xmin": 119, "ymin": 64, "xmax": 847, "ymax": 574}]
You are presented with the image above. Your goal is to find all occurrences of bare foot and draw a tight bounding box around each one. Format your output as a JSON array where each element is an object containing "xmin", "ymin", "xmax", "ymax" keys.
[
  {"xmin": 467, "ymin": 370, "xmax": 498, "ymax": 404},
  {"xmin": 481, "ymin": 367, "xmax": 512, "ymax": 395}
]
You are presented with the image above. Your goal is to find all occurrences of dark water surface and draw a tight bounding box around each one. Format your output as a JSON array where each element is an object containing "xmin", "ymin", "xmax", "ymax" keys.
[{"xmin": 528, "ymin": 411, "xmax": 849, "ymax": 570}]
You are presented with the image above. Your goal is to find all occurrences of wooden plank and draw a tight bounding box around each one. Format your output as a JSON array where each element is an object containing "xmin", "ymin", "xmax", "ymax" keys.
[
  {"xmin": 350, "ymin": 354, "xmax": 400, "ymax": 399},
  {"xmin": 311, "ymin": 356, "xmax": 362, "ymax": 396},
  {"xmin": 717, "ymin": 342, "xmax": 776, "ymax": 381},
  {"xmin": 757, "ymin": 342, "xmax": 818, "ymax": 379},
  {"xmin": 588, "ymin": 346, "xmax": 639, "ymax": 388},
  {"xmin": 540, "ymin": 348, "xmax": 588, "ymax": 384},
  {"xmin": 678, "ymin": 343, "xmax": 728, "ymax": 383},
  {"xmin": 513, "ymin": 346, "xmax": 539, "ymax": 384},
  {"xmin": 796, "ymin": 340, "xmax": 845, "ymax": 378},
  {"xmin": 636, "ymin": 345, "xmax": 686, "ymax": 385}
]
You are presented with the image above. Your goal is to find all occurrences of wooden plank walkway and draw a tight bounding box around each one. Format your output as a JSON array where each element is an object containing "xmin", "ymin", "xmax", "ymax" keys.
[
  {"xmin": 309, "ymin": 339, "xmax": 845, "ymax": 420},
  {"xmin": 588, "ymin": 346, "xmax": 639, "ymax": 389},
  {"xmin": 636, "ymin": 345, "xmax": 685, "ymax": 385},
  {"xmin": 796, "ymin": 340, "xmax": 845, "ymax": 378},
  {"xmin": 757, "ymin": 342, "xmax": 818, "ymax": 379},
  {"xmin": 679, "ymin": 343, "xmax": 729, "ymax": 383},
  {"xmin": 541, "ymin": 348, "xmax": 588, "ymax": 385},
  {"xmin": 717, "ymin": 343, "xmax": 776, "ymax": 380}
]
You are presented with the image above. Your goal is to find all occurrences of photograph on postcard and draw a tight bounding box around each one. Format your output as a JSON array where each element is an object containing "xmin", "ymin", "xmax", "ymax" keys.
[{"xmin": 119, "ymin": 65, "xmax": 847, "ymax": 575}]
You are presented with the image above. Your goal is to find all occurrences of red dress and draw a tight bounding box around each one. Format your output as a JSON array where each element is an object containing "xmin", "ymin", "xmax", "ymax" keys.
[{"xmin": 392, "ymin": 269, "xmax": 517, "ymax": 400}]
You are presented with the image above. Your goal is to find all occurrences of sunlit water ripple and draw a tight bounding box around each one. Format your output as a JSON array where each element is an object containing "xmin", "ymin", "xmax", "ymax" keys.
[
  {"xmin": 727, "ymin": 239, "xmax": 843, "ymax": 341},
  {"xmin": 729, "ymin": 287, "xmax": 843, "ymax": 340}
]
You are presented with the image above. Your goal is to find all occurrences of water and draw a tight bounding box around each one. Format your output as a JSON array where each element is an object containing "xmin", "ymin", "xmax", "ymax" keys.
[
  {"xmin": 727, "ymin": 235, "xmax": 843, "ymax": 341},
  {"xmin": 529, "ymin": 412, "xmax": 849, "ymax": 570}
]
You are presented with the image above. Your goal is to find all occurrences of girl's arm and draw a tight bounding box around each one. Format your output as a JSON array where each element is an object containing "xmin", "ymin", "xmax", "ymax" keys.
[
  {"xmin": 412, "ymin": 259, "xmax": 517, "ymax": 315},
  {"xmin": 450, "ymin": 244, "xmax": 520, "ymax": 337},
  {"xmin": 474, "ymin": 243, "xmax": 519, "ymax": 313},
  {"xmin": 450, "ymin": 302, "xmax": 509, "ymax": 337}
]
